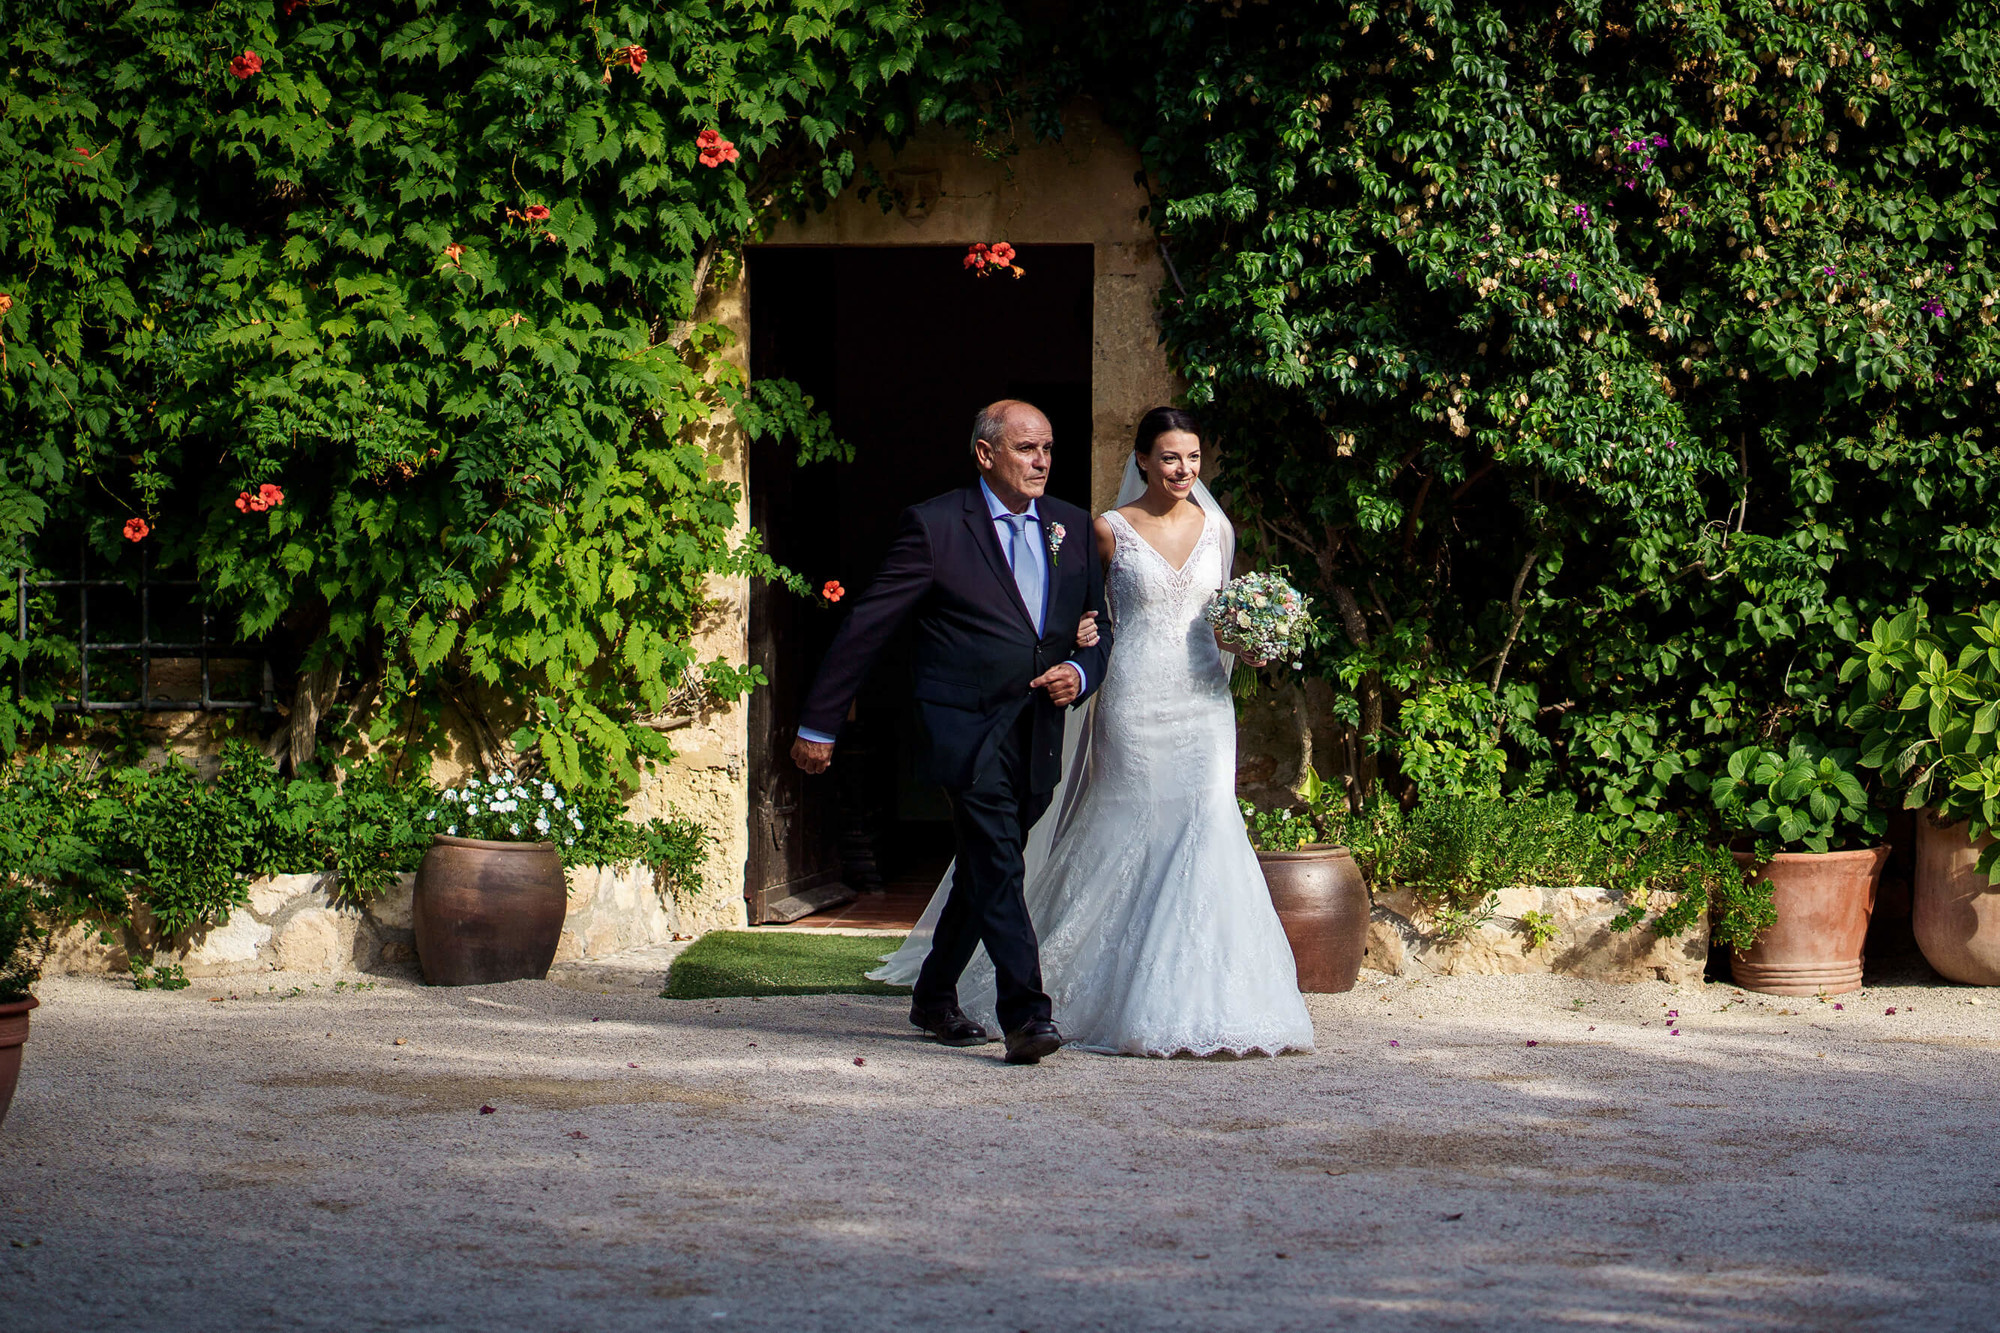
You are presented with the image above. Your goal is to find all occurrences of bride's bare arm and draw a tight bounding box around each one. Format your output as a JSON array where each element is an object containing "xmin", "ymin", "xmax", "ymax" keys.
[{"xmin": 1093, "ymin": 515, "xmax": 1116, "ymax": 567}]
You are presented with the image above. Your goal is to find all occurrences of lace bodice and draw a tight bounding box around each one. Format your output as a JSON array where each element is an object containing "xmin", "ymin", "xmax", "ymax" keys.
[{"xmin": 1099, "ymin": 508, "xmax": 1231, "ymax": 707}]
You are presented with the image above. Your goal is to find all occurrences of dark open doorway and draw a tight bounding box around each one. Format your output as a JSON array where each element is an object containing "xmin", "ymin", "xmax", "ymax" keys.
[{"xmin": 744, "ymin": 244, "xmax": 1094, "ymax": 923}]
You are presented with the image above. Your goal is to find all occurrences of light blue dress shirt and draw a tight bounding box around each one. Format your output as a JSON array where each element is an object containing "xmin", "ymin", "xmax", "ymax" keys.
[{"xmin": 796, "ymin": 481, "xmax": 1088, "ymax": 746}]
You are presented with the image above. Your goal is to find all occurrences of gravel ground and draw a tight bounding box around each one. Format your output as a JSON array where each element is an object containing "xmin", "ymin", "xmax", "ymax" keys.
[{"xmin": 4, "ymin": 960, "xmax": 1998, "ymax": 1332}]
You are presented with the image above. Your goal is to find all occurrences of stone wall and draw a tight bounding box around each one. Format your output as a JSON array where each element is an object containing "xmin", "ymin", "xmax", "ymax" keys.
[
  {"xmin": 1363, "ymin": 884, "xmax": 1709, "ymax": 985},
  {"xmin": 43, "ymin": 864, "xmax": 726, "ymax": 980}
]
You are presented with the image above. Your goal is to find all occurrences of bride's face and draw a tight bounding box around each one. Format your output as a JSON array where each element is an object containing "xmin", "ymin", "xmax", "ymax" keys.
[{"xmin": 1139, "ymin": 430, "xmax": 1202, "ymax": 505}]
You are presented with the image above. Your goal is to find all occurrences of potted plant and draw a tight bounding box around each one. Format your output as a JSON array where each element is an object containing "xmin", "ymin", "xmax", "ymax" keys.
[
  {"xmin": 1241, "ymin": 786, "xmax": 1370, "ymax": 994},
  {"xmin": 1694, "ymin": 734, "xmax": 1889, "ymax": 996},
  {"xmin": 0, "ymin": 880, "xmax": 40, "ymax": 1129},
  {"xmin": 413, "ymin": 771, "xmax": 581, "ymax": 986},
  {"xmin": 1843, "ymin": 603, "xmax": 2000, "ymax": 983}
]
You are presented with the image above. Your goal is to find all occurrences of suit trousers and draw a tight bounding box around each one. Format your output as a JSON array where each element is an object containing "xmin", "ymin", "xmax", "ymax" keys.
[{"xmin": 914, "ymin": 706, "xmax": 1055, "ymax": 1035}]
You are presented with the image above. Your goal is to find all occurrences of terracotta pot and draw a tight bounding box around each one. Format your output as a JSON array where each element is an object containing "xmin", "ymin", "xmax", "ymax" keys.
[
  {"xmin": 1730, "ymin": 846, "xmax": 1888, "ymax": 996},
  {"xmin": 412, "ymin": 835, "xmax": 567, "ymax": 986},
  {"xmin": 0, "ymin": 994, "xmax": 38, "ymax": 1129},
  {"xmin": 1912, "ymin": 815, "xmax": 2000, "ymax": 986},
  {"xmin": 1257, "ymin": 845, "xmax": 1370, "ymax": 994}
]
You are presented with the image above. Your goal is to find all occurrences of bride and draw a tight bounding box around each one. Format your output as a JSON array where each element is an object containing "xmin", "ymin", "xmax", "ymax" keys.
[{"xmin": 872, "ymin": 407, "xmax": 1315, "ymax": 1058}]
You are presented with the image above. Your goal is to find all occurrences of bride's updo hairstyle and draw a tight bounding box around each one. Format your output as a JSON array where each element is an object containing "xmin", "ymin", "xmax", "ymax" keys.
[{"xmin": 1133, "ymin": 406, "xmax": 1202, "ymax": 481}]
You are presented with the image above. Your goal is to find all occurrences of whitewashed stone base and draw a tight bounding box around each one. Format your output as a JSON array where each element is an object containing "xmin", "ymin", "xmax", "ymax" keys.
[
  {"xmin": 1364, "ymin": 884, "xmax": 1708, "ymax": 985},
  {"xmin": 45, "ymin": 862, "xmax": 744, "ymax": 980}
]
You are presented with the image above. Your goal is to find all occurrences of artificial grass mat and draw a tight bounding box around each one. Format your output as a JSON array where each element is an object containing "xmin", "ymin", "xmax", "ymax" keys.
[{"xmin": 662, "ymin": 930, "xmax": 912, "ymax": 999}]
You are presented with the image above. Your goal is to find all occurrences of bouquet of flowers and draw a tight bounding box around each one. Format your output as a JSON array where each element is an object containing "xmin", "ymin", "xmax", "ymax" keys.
[
  {"xmin": 1204, "ymin": 571, "xmax": 1314, "ymax": 666},
  {"xmin": 426, "ymin": 770, "xmax": 585, "ymax": 847}
]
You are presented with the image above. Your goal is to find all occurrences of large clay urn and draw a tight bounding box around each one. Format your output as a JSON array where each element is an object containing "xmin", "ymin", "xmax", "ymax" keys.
[
  {"xmin": 1730, "ymin": 846, "xmax": 1888, "ymax": 996},
  {"xmin": 1257, "ymin": 845, "xmax": 1370, "ymax": 993},
  {"xmin": 0, "ymin": 994, "xmax": 38, "ymax": 1129},
  {"xmin": 412, "ymin": 835, "xmax": 567, "ymax": 986},
  {"xmin": 1912, "ymin": 816, "xmax": 2000, "ymax": 985}
]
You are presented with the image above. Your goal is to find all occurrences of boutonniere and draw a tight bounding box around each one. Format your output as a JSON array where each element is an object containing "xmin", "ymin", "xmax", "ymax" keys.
[{"xmin": 1046, "ymin": 521, "xmax": 1067, "ymax": 570}]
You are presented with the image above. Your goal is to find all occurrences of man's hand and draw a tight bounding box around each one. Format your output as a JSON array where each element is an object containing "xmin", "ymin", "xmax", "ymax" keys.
[
  {"xmin": 791, "ymin": 736, "xmax": 834, "ymax": 774},
  {"xmin": 1030, "ymin": 662, "xmax": 1083, "ymax": 707}
]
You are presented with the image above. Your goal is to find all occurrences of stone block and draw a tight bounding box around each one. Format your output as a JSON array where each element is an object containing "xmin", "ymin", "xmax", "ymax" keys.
[
  {"xmin": 247, "ymin": 873, "xmax": 324, "ymax": 920},
  {"xmin": 272, "ymin": 908, "xmax": 374, "ymax": 973},
  {"xmin": 1361, "ymin": 883, "xmax": 1707, "ymax": 985},
  {"xmin": 363, "ymin": 874, "xmax": 416, "ymax": 932},
  {"xmin": 181, "ymin": 913, "xmax": 274, "ymax": 974}
]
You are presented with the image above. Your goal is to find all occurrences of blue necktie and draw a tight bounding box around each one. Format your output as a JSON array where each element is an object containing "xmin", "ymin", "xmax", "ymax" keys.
[{"xmin": 1002, "ymin": 513, "xmax": 1044, "ymax": 634}]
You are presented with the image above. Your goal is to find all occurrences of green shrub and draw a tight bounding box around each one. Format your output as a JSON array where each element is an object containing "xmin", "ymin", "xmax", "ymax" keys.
[
  {"xmin": 0, "ymin": 741, "xmax": 712, "ymax": 993},
  {"xmin": 1693, "ymin": 733, "xmax": 1885, "ymax": 854},
  {"xmin": 1308, "ymin": 783, "xmax": 1765, "ymax": 950},
  {"xmin": 1843, "ymin": 602, "xmax": 2000, "ymax": 880}
]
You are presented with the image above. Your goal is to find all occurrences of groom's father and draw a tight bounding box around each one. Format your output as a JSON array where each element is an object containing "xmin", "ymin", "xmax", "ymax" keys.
[{"xmin": 791, "ymin": 400, "xmax": 1110, "ymax": 1064}]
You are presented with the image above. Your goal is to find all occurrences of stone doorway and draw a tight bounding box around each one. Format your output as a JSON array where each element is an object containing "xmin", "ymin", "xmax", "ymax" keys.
[{"xmin": 743, "ymin": 244, "xmax": 1094, "ymax": 923}]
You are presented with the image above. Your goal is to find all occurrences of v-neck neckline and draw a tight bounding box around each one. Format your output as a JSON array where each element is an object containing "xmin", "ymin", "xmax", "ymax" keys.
[{"xmin": 1113, "ymin": 506, "xmax": 1209, "ymax": 575}]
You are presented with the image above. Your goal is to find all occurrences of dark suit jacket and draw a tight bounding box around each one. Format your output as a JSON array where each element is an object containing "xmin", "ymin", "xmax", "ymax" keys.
[{"xmin": 798, "ymin": 485, "xmax": 1111, "ymax": 793}]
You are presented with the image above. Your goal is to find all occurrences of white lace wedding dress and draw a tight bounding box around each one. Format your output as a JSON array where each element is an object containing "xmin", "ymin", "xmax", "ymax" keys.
[{"xmin": 870, "ymin": 482, "xmax": 1316, "ymax": 1058}]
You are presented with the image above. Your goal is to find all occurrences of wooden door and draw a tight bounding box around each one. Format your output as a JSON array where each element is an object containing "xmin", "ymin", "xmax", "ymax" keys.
[{"xmin": 744, "ymin": 426, "xmax": 853, "ymax": 923}]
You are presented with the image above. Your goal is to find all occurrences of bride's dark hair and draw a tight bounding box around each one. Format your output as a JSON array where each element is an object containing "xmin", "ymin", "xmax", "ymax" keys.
[{"xmin": 1133, "ymin": 407, "xmax": 1201, "ymax": 481}]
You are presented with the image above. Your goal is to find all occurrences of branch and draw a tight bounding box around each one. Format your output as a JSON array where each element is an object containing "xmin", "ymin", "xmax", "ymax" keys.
[
  {"xmin": 1487, "ymin": 544, "xmax": 1542, "ymax": 698},
  {"xmin": 662, "ymin": 236, "xmax": 724, "ymax": 351}
]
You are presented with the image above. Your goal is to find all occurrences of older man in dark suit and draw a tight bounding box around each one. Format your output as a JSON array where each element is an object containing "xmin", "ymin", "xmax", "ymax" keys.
[{"xmin": 792, "ymin": 400, "xmax": 1111, "ymax": 1064}]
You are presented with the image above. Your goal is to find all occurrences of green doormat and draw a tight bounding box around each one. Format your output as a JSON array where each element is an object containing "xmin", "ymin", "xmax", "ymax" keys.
[{"xmin": 663, "ymin": 931, "xmax": 911, "ymax": 999}]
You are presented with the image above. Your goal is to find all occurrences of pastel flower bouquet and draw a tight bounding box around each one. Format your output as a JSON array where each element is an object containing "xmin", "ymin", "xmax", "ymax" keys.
[{"xmin": 1205, "ymin": 572, "xmax": 1314, "ymax": 666}]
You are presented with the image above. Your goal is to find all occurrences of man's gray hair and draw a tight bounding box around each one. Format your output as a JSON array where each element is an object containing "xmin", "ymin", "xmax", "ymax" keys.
[{"xmin": 969, "ymin": 402, "xmax": 1015, "ymax": 459}]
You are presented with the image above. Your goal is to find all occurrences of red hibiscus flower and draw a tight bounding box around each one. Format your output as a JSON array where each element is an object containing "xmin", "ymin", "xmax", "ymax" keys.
[
  {"xmin": 281, "ymin": 0, "xmax": 308, "ymax": 14},
  {"xmin": 963, "ymin": 243, "xmax": 990, "ymax": 270},
  {"xmin": 258, "ymin": 483, "xmax": 286, "ymax": 508},
  {"xmin": 522, "ymin": 203, "xmax": 551, "ymax": 222},
  {"xmin": 228, "ymin": 51, "xmax": 263, "ymax": 80},
  {"xmin": 696, "ymin": 129, "xmax": 722, "ymax": 149},
  {"xmin": 122, "ymin": 517, "xmax": 150, "ymax": 542},
  {"xmin": 621, "ymin": 45, "xmax": 647, "ymax": 72},
  {"xmin": 989, "ymin": 242, "xmax": 1016, "ymax": 265},
  {"xmin": 822, "ymin": 581, "xmax": 845, "ymax": 603}
]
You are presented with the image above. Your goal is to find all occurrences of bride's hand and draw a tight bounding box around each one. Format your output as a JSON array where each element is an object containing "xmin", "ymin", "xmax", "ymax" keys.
[
  {"xmin": 1217, "ymin": 631, "xmax": 1266, "ymax": 667},
  {"xmin": 1075, "ymin": 610, "xmax": 1100, "ymax": 648}
]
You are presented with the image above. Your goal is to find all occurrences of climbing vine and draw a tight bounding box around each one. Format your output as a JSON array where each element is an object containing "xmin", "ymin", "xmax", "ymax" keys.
[
  {"xmin": 0, "ymin": 0, "xmax": 1028, "ymax": 786},
  {"xmin": 1087, "ymin": 0, "xmax": 2000, "ymax": 830}
]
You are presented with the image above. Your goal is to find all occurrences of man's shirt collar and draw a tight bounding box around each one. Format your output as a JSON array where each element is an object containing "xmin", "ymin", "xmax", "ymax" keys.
[{"xmin": 979, "ymin": 478, "xmax": 1040, "ymax": 523}]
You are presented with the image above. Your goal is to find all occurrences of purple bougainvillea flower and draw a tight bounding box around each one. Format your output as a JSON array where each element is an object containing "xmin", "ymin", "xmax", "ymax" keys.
[
  {"xmin": 1526, "ymin": 1040, "xmax": 1539, "ymax": 1047},
  {"xmin": 1667, "ymin": 1010, "xmax": 1679, "ymax": 1018},
  {"xmin": 1823, "ymin": 266, "xmax": 1837, "ymax": 276},
  {"xmin": 1921, "ymin": 299, "xmax": 1945, "ymax": 318},
  {"xmin": 1671, "ymin": 1029, "xmax": 1680, "ymax": 1036},
  {"xmin": 1388, "ymin": 1039, "xmax": 1400, "ymax": 1047},
  {"xmin": 1833, "ymin": 1003, "xmax": 1844, "ymax": 1011},
  {"xmin": 1885, "ymin": 1007, "xmax": 1898, "ymax": 1015}
]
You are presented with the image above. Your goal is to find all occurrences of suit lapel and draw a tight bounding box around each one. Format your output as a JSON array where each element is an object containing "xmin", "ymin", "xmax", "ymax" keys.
[{"xmin": 962, "ymin": 487, "xmax": 1039, "ymax": 635}]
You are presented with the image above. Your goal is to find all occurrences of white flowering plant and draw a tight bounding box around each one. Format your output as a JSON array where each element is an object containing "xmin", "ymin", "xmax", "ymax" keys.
[
  {"xmin": 419, "ymin": 770, "xmax": 711, "ymax": 895},
  {"xmin": 424, "ymin": 770, "xmax": 584, "ymax": 847},
  {"xmin": 1204, "ymin": 571, "xmax": 1314, "ymax": 667}
]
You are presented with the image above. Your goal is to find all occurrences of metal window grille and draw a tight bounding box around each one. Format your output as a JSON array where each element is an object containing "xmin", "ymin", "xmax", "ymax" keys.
[{"xmin": 17, "ymin": 544, "xmax": 276, "ymax": 713}]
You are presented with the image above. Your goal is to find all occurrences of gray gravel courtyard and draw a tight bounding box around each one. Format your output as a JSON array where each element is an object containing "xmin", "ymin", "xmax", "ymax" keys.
[{"xmin": 4, "ymin": 962, "xmax": 1998, "ymax": 1331}]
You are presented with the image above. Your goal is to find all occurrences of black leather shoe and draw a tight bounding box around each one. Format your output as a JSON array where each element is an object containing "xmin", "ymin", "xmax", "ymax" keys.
[
  {"xmin": 910, "ymin": 1001, "xmax": 989, "ymax": 1048},
  {"xmin": 1003, "ymin": 1019, "xmax": 1064, "ymax": 1065}
]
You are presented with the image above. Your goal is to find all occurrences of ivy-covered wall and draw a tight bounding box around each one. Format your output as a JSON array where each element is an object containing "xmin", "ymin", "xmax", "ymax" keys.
[
  {"xmin": 0, "ymin": 0, "xmax": 1028, "ymax": 789},
  {"xmin": 1082, "ymin": 0, "xmax": 2000, "ymax": 827}
]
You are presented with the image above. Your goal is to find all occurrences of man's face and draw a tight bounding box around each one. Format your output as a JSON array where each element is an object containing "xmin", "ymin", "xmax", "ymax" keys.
[{"xmin": 976, "ymin": 407, "xmax": 1053, "ymax": 504}]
